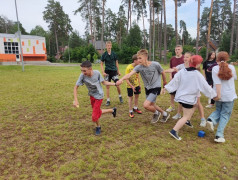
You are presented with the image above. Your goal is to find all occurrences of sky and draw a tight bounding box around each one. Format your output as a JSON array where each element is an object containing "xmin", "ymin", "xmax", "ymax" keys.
[{"xmin": 1, "ymin": 0, "xmax": 215, "ymax": 38}]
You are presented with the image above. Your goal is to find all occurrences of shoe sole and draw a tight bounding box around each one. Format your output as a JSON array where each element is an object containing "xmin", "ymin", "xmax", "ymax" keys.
[
  {"xmin": 214, "ymin": 139, "xmax": 225, "ymax": 143},
  {"xmin": 185, "ymin": 124, "xmax": 193, "ymax": 128},
  {"xmin": 151, "ymin": 113, "xmax": 161, "ymax": 124},
  {"xmin": 172, "ymin": 116, "xmax": 181, "ymax": 120},
  {"xmin": 160, "ymin": 114, "xmax": 170, "ymax": 123},
  {"xmin": 206, "ymin": 122, "xmax": 214, "ymax": 131},
  {"xmin": 169, "ymin": 132, "xmax": 182, "ymax": 140}
]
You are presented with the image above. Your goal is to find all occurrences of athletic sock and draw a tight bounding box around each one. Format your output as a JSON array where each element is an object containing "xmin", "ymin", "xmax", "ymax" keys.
[
  {"xmin": 163, "ymin": 111, "xmax": 167, "ymax": 116},
  {"xmin": 119, "ymin": 95, "xmax": 122, "ymax": 97},
  {"xmin": 134, "ymin": 106, "xmax": 138, "ymax": 110},
  {"xmin": 129, "ymin": 110, "xmax": 133, "ymax": 113},
  {"xmin": 154, "ymin": 110, "xmax": 159, "ymax": 115},
  {"xmin": 107, "ymin": 98, "xmax": 110, "ymax": 101}
]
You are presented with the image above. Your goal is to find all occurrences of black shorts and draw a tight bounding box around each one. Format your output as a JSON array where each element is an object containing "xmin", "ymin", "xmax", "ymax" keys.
[
  {"xmin": 127, "ymin": 86, "xmax": 141, "ymax": 97},
  {"xmin": 170, "ymin": 91, "xmax": 176, "ymax": 95},
  {"xmin": 105, "ymin": 70, "xmax": 119, "ymax": 82},
  {"xmin": 179, "ymin": 102, "xmax": 194, "ymax": 109}
]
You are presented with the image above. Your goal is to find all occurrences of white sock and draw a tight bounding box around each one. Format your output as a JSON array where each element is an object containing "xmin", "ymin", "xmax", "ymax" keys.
[
  {"xmin": 119, "ymin": 95, "xmax": 122, "ymax": 97},
  {"xmin": 154, "ymin": 110, "xmax": 159, "ymax": 115},
  {"xmin": 129, "ymin": 110, "xmax": 133, "ymax": 113},
  {"xmin": 163, "ymin": 111, "xmax": 167, "ymax": 116},
  {"xmin": 134, "ymin": 106, "xmax": 138, "ymax": 109},
  {"xmin": 107, "ymin": 98, "xmax": 110, "ymax": 101}
]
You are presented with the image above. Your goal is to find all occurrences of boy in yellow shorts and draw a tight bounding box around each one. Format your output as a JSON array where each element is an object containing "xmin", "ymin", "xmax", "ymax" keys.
[{"xmin": 125, "ymin": 54, "xmax": 142, "ymax": 118}]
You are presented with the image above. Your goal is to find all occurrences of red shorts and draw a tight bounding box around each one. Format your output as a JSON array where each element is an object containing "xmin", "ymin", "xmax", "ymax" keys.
[{"xmin": 90, "ymin": 96, "xmax": 103, "ymax": 122}]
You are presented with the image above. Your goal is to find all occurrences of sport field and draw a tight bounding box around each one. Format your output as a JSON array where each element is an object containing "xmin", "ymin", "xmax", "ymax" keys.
[{"xmin": 0, "ymin": 64, "xmax": 238, "ymax": 179}]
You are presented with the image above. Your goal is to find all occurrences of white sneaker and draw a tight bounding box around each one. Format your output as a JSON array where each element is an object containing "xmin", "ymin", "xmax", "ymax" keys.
[
  {"xmin": 200, "ymin": 120, "xmax": 206, "ymax": 127},
  {"xmin": 205, "ymin": 104, "xmax": 214, "ymax": 108},
  {"xmin": 166, "ymin": 106, "xmax": 175, "ymax": 112},
  {"xmin": 172, "ymin": 113, "xmax": 181, "ymax": 120},
  {"xmin": 214, "ymin": 137, "xmax": 225, "ymax": 143},
  {"xmin": 206, "ymin": 121, "xmax": 214, "ymax": 131}
]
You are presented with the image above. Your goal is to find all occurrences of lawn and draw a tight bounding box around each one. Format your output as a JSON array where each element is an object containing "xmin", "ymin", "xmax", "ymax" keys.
[{"xmin": 0, "ymin": 64, "xmax": 238, "ymax": 179}]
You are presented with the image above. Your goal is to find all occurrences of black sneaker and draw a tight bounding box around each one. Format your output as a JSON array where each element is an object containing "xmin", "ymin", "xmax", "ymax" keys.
[
  {"xmin": 95, "ymin": 127, "xmax": 101, "ymax": 135},
  {"xmin": 169, "ymin": 129, "xmax": 182, "ymax": 140},
  {"xmin": 185, "ymin": 120, "xmax": 193, "ymax": 128},
  {"xmin": 105, "ymin": 101, "xmax": 110, "ymax": 106},
  {"xmin": 119, "ymin": 96, "xmax": 123, "ymax": 103},
  {"xmin": 160, "ymin": 113, "xmax": 170, "ymax": 123},
  {"xmin": 112, "ymin": 107, "xmax": 117, "ymax": 117}
]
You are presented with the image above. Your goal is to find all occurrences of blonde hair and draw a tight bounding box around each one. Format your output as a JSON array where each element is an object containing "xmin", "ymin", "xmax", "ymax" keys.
[
  {"xmin": 106, "ymin": 41, "xmax": 112, "ymax": 45},
  {"xmin": 137, "ymin": 49, "xmax": 148, "ymax": 57},
  {"xmin": 175, "ymin": 45, "xmax": 183, "ymax": 49}
]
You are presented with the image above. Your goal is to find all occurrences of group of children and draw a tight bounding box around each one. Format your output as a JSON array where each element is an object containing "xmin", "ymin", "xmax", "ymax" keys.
[{"xmin": 73, "ymin": 42, "xmax": 237, "ymax": 143}]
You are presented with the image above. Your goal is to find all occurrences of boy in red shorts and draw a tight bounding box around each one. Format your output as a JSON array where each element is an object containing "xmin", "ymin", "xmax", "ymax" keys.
[{"xmin": 73, "ymin": 61, "xmax": 117, "ymax": 135}]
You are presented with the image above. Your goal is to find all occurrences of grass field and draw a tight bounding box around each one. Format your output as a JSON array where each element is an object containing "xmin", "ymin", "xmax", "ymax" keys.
[{"xmin": 0, "ymin": 64, "xmax": 238, "ymax": 179}]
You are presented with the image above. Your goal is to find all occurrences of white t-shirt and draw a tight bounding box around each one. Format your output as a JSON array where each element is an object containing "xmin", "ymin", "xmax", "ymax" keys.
[
  {"xmin": 165, "ymin": 68, "xmax": 217, "ymax": 105},
  {"xmin": 212, "ymin": 64, "xmax": 237, "ymax": 102}
]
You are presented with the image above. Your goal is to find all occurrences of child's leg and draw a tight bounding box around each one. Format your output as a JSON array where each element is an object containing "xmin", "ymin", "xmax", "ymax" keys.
[
  {"xmin": 173, "ymin": 107, "xmax": 196, "ymax": 131},
  {"xmin": 134, "ymin": 94, "xmax": 139, "ymax": 108},
  {"xmin": 128, "ymin": 96, "xmax": 133, "ymax": 111},
  {"xmin": 216, "ymin": 101, "xmax": 234, "ymax": 138},
  {"xmin": 170, "ymin": 94, "xmax": 175, "ymax": 108},
  {"xmin": 197, "ymin": 97, "xmax": 205, "ymax": 119},
  {"xmin": 91, "ymin": 97, "xmax": 103, "ymax": 125},
  {"xmin": 101, "ymin": 109, "xmax": 113, "ymax": 114},
  {"xmin": 106, "ymin": 85, "xmax": 110, "ymax": 99}
]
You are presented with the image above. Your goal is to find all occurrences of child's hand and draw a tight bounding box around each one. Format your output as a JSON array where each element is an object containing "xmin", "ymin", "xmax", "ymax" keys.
[
  {"xmin": 161, "ymin": 88, "xmax": 166, "ymax": 95},
  {"xmin": 73, "ymin": 100, "xmax": 79, "ymax": 108}
]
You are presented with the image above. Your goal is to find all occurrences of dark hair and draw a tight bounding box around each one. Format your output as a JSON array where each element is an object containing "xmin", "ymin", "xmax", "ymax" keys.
[
  {"xmin": 80, "ymin": 61, "xmax": 92, "ymax": 68},
  {"xmin": 132, "ymin": 54, "xmax": 137, "ymax": 62},
  {"xmin": 207, "ymin": 51, "xmax": 216, "ymax": 61},
  {"xmin": 217, "ymin": 51, "xmax": 232, "ymax": 80}
]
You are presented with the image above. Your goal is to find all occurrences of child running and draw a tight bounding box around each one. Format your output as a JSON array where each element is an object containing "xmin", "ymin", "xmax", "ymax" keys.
[
  {"xmin": 73, "ymin": 61, "xmax": 117, "ymax": 135},
  {"xmin": 206, "ymin": 51, "xmax": 237, "ymax": 143},
  {"xmin": 164, "ymin": 52, "xmax": 207, "ymax": 127},
  {"xmin": 125, "ymin": 54, "xmax": 142, "ymax": 118},
  {"xmin": 164, "ymin": 55, "xmax": 217, "ymax": 140},
  {"xmin": 116, "ymin": 49, "xmax": 170, "ymax": 123}
]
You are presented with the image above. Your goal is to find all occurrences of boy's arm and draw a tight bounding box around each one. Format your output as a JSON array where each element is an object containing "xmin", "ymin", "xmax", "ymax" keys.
[
  {"xmin": 100, "ymin": 61, "xmax": 107, "ymax": 77},
  {"xmin": 116, "ymin": 70, "xmax": 137, "ymax": 85},
  {"xmin": 73, "ymin": 85, "xmax": 79, "ymax": 108},
  {"xmin": 102, "ymin": 80, "xmax": 118, "ymax": 86},
  {"xmin": 161, "ymin": 71, "xmax": 167, "ymax": 87},
  {"xmin": 116, "ymin": 60, "xmax": 121, "ymax": 76},
  {"xmin": 164, "ymin": 68, "xmax": 177, "ymax": 73}
]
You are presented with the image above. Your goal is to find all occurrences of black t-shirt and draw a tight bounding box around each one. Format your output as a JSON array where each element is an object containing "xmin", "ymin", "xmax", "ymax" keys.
[{"xmin": 203, "ymin": 59, "xmax": 216, "ymax": 84}]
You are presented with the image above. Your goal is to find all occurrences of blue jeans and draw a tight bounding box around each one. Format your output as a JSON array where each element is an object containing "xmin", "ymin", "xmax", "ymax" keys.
[{"xmin": 208, "ymin": 101, "xmax": 234, "ymax": 138}]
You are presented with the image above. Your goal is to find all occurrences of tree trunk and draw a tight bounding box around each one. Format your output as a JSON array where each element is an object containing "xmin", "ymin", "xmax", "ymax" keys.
[
  {"xmin": 159, "ymin": 8, "xmax": 163, "ymax": 61},
  {"xmin": 175, "ymin": 0, "xmax": 178, "ymax": 45},
  {"xmin": 54, "ymin": 28, "xmax": 59, "ymax": 55},
  {"xmin": 236, "ymin": 24, "xmax": 238, "ymax": 50},
  {"xmin": 142, "ymin": 9, "xmax": 146, "ymax": 49},
  {"xmin": 157, "ymin": 11, "xmax": 160, "ymax": 61},
  {"xmin": 163, "ymin": 0, "xmax": 167, "ymax": 64},
  {"xmin": 196, "ymin": 0, "xmax": 200, "ymax": 55},
  {"xmin": 229, "ymin": 0, "xmax": 236, "ymax": 55},
  {"xmin": 101, "ymin": 0, "xmax": 105, "ymax": 54},
  {"xmin": 206, "ymin": 0, "xmax": 214, "ymax": 60},
  {"xmin": 149, "ymin": 0, "xmax": 152, "ymax": 60},
  {"xmin": 129, "ymin": 0, "xmax": 132, "ymax": 30},
  {"xmin": 152, "ymin": 4, "xmax": 155, "ymax": 61}
]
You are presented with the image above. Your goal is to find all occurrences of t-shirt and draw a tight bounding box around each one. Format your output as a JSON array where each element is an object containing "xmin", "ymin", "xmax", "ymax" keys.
[
  {"xmin": 101, "ymin": 51, "xmax": 118, "ymax": 71},
  {"xmin": 76, "ymin": 70, "xmax": 104, "ymax": 99},
  {"xmin": 203, "ymin": 59, "xmax": 216, "ymax": 84},
  {"xmin": 212, "ymin": 64, "xmax": 237, "ymax": 102},
  {"xmin": 170, "ymin": 55, "xmax": 184, "ymax": 78},
  {"xmin": 133, "ymin": 61, "xmax": 163, "ymax": 90},
  {"xmin": 125, "ymin": 64, "xmax": 140, "ymax": 88},
  {"xmin": 165, "ymin": 68, "xmax": 217, "ymax": 105},
  {"xmin": 176, "ymin": 63, "xmax": 185, "ymax": 71}
]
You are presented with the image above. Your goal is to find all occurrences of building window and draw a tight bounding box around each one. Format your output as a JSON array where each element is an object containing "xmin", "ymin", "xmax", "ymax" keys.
[{"xmin": 4, "ymin": 41, "xmax": 19, "ymax": 55}]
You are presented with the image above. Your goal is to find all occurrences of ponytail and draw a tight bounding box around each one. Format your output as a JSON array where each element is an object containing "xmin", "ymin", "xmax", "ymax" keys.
[{"xmin": 218, "ymin": 61, "xmax": 232, "ymax": 80}]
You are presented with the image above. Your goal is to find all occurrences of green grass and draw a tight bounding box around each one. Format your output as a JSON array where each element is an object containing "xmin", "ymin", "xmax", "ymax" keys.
[{"xmin": 0, "ymin": 64, "xmax": 238, "ymax": 179}]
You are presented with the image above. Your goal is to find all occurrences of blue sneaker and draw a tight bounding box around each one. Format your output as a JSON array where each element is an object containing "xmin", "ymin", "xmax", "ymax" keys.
[
  {"xmin": 169, "ymin": 129, "xmax": 182, "ymax": 140},
  {"xmin": 95, "ymin": 127, "xmax": 101, "ymax": 135}
]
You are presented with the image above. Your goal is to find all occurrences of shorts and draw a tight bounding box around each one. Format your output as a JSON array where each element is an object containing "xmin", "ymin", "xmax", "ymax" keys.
[
  {"xmin": 127, "ymin": 86, "xmax": 141, "ymax": 97},
  {"xmin": 104, "ymin": 70, "xmax": 119, "ymax": 83},
  {"xmin": 90, "ymin": 96, "xmax": 103, "ymax": 122},
  {"xmin": 145, "ymin": 87, "xmax": 161, "ymax": 103},
  {"xmin": 179, "ymin": 102, "xmax": 194, "ymax": 109},
  {"xmin": 170, "ymin": 91, "xmax": 176, "ymax": 95}
]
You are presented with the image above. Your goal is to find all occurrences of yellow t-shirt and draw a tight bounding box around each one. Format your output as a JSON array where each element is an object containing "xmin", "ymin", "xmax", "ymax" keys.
[{"xmin": 125, "ymin": 64, "xmax": 139, "ymax": 88}]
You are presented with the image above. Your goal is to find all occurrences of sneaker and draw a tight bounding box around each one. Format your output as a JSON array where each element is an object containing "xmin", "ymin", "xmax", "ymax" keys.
[
  {"xmin": 133, "ymin": 108, "xmax": 142, "ymax": 114},
  {"xmin": 185, "ymin": 120, "xmax": 193, "ymax": 128},
  {"xmin": 169, "ymin": 130, "xmax": 182, "ymax": 140},
  {"xmin": 200, "ymin": 120, "xmax": 206, "ymax": 127},
  {"xmin": 112, "ymin": 107, "xmax": 117, "ymax": 117},
  {"xmin": 166, "ymin": 106, "xmax": 175, "ymax": 112},
  {"xmin": 205, "ymin": 104, "xmax": 214, "ymax": 108},
  {"xmin": 119, "ymin": 96, "xmax": 123, "ymax": 103},
  {"xmin": 160, "ymin": 113, "xmax": 170, "ymax": 123},
  {"xmin": 105, "ymin": 101, "xmax": 110, "ymax": 106},
  {"xmin": 129, "ymin": 112, "xmax": 134, "ymax": 118},
  {"xmin": 151, "ymin": 112, "xmax": 161, "ymax": 123},
  {"xmin": 172, "ymin": 113, "xmax": 181, "ymax": 120},
  {"xmin": 95, "ymin": 127, "xmax": 101, "ymax": 135},
  {"xmin": 214, "ymin": 136, "xmax": 225, "ymax": 143},
  {"xmin": 206, "ymin": 119, "xmax": 214, "ymax": 131}
]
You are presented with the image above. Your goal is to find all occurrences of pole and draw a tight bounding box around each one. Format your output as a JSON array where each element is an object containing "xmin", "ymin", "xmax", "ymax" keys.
[
  {"xmin": 14, "ymin": 0, "xmax": 24, "ymax": 72},
  {"xmin": 68, "ymin": 35, "xmax": 70, "ymax": 63}
]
